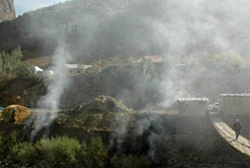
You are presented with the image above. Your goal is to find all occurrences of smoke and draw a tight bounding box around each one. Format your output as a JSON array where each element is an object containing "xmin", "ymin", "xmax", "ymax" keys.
[
  {"xmin": 130, "ymin": 112, "xmax": 170, "ymax": 160},
  {"xmin": 101, "ymin": 0, "xmax": 250, "ymax": 159},
  {"xmin": 131, "ymin": 0, "xmax": 250, "ymax": 107},
  {"xmin": 37, "ymin": 42, "xmax": 71, "ymax": 109},
  {"xmin": 108, "ymin": 113, "xmax": 129, "ymax": 153},
  {"xmin": 49, "ymin": 0, "xmax": 250, "ymax": 108},
  {"xmin": 25, "ymin": 32, "xmax": 72, "ymax": 140},
  {"xmin": 25, "ymin": 43, "xmax": 72, "ymax": 141},
  {"xmin": 17, "ymin": 0, "xmax": 250, "ymax": 155}
]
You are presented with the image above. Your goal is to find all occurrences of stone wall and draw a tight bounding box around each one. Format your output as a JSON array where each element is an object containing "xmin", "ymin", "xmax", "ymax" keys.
[
  {"xmin": 177, "ymin": 98, "xmax": 210, "ymax": 134},
  {"xmin": 177, "ymin": 98, "xmax": 209, "ymax": 116},
  {"xmin": 219, "ymin": 94, "xmax": 250, "ymax": 116}
]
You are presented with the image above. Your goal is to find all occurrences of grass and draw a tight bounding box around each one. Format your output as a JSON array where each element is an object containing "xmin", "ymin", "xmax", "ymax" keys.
[{"xmin": 24, "ymin": 55, "xmax": 53, "ymax": 68}]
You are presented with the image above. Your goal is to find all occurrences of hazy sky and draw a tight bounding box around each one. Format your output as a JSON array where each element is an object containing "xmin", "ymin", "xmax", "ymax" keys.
[{"xmin": 14, "ymin": 0, "xmax": 70, "ymax": 16}]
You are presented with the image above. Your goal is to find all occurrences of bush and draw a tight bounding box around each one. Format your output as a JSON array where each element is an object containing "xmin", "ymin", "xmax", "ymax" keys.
[
  {"xmin": 10, "ymin": 142, "xmax": 37, "ymax": 164},
  {"xmin": 35, "ymin": 136, "xmax": 81, "ymax": 167},
  {"xmin": 13, "ymin": 63, "xmax": 38, "ymax": 79},
  {"xmin": 0, "ymin": 132, "xmax": 5, "ymax": 156},
  {"xmin": 0, "ymin": 46, "xmax": 23, "ymax": 76},
  {"xmin": 110, "ymin": 155, "xmax": 150, "ymax": 168},
  {"xmin": 79, "ymin": 137, "xmax": 107, "ymax": 168},
  {"xmin": 202, "ymin": 51, "xmax": 245, "ymax": 72},
  {"xmin": 0, "ymin": 131, "xmax": 18, "ymax": 156}
]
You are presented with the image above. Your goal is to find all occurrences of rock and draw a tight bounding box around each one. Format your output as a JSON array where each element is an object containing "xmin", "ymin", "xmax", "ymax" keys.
[{"xmin": 0, "ymin": 0, "xmax": 16, "ymax": 23}]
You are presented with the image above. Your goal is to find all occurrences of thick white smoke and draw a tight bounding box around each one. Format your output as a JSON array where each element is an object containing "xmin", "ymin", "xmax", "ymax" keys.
[
  {"xmin": 141, "ymin": 0, "xmax": 250, "ymax": 107},
  {"xmin": 26, "ymin": 42, "xmax": 72, "ymax": 141},
  {"xmin": 19, "ymin": 0, "xmax": 250, "ymax": 152},
  {"xmin": 37, "ymin": 43, "xmax": 71, "ymax": 109}
]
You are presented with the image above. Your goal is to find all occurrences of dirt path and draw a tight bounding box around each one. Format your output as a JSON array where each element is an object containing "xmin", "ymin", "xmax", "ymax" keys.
[
  {"xmin": 210, "ymin": 113, "xmax": 250, "ymax": 156},
  {"xmin": 29, "ymin": 108, "xmax": 63, "ymax": 113}
]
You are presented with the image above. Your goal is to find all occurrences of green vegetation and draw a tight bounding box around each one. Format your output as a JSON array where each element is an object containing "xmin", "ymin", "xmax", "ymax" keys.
[
  {"xmin": 140, "ymin": 57, "xmax": 154, "ymax": 83},
  {"xmin": 0, "ymin": 47, "xmax": 41, "ymax": 106},
  {"xmin": 201, "ymin": 51, "xmax": 246, "ymax": 72},
  {"xmin": 0, "ymin": 47, "xmax": 36, "ymax": 79},
  {"xmin": 10, "ymin": 141, "xmax": 37, "ymax": 164},
  {"xmin": 0, "ymin": 46, "xmax": 22, "ymax": 76},
  {"xmin": 36, "ymin": 136, "xmax": 81, "ymax": 167},
  {"xmin": 111, "ymin": 155, "xmax": 150, "ymax": 168},
  {"xmin": 57, "ymin": 96, "xmax": 131, "ymax": 131},
  {"xmin": 79, "ymin": 137, "xmax": 107, "ymax": 168},
  {"xmin": 1, "ymin": 130, "xmax": 247, "ymax": 167},
  {"xmin": 0, "ymin": 131, "xmax": 152, "ymax": 168},
  {"xmin": 0, "ymin": 131, "xmax": 18, "ymax": 156}
]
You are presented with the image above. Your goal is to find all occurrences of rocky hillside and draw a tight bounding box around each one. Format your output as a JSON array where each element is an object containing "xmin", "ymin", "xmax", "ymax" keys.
[
  {"xmin": 0, "ymin": 0, "xmax": 15, "ymax": 23},
  {"xmin": 0, "ymin": 0, "xmax": 250, "ymax": 63},
  {"xmin": 0, "ymin": 0, "xmax": 160, "ymax": 62}
]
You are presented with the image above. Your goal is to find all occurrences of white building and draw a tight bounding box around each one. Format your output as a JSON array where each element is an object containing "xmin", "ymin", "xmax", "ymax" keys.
[
  {"xmin": 31, "ymin": 66, "xmax": 43, "ymax": 74},
  {"xmin": 65, "ymin": 64, "xmax": 92, "ymax": 74}
]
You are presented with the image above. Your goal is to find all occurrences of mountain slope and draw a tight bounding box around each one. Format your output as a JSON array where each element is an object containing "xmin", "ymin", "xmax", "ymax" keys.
[
  {"xmin": 1, "ymin": 0, "xmax": 249, "ymax": 63},
  {"xmin": 0, "ymin": 0, "xmax": 147, "ymax": 61}
]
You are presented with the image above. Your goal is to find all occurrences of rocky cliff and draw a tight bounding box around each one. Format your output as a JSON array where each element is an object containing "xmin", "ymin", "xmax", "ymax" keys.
[{"xmin": 0, "ymin": 0, "xmax": 15, "ymax": 23}]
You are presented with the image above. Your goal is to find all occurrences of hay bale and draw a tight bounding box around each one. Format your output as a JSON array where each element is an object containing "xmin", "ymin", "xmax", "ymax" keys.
[{"xmin": 1, "ymin": 105, "xmax": 31, "ymax": 124}]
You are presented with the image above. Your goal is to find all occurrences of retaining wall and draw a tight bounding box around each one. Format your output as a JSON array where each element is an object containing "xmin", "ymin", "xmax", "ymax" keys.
[{"xmin": 219, "ymin": 94, "xmax": 250, "ymax": 116}]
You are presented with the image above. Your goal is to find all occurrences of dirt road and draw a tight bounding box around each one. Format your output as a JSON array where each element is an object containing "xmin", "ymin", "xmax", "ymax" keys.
[
  {"xmin": 210, "ymin": 113, "xmax": 250, "ymax": 156},
  {"xmin": 29, "ymin": 108, "xmax": 63, "ymax": 113}
]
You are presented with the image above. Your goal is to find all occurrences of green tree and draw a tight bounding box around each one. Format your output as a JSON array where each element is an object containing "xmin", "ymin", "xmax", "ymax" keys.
[
  {"xmin": 202, "ymin": 51, "xmax": 245, "ymax": 72},
  {"xmin": 11, "ymin": 46, "xmax": 23, "ymax": 63},
  {"xmin": 10, "ymin": 142, "xmax": 38, "ymax": 164},
  {"xmin": 36, "ymin": 136, "xmax": 81, "ymax": 167},
  {"xmin": 79, "ymin": 137, "xmax": 107, "ymax": 168},
  {"xmin": 0, "ymin": 131, "xmax": 19, "ymax": 156},
  {"xmin": 0, "ymin": 46, "xmax": 32, "ymax": 77},
  {"xmin": 141, "ymin": 57, "xmax": 154, "ymax": 82}
]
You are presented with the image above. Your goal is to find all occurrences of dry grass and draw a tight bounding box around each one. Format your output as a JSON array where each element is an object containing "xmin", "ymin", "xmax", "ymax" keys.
[
  {"xmin": 24, "ymin": 55, "xmax": 53, "ymax": 68},
  {"xmin": 1, "ymin": 105, "xmax": 31, "ymax": 124}
]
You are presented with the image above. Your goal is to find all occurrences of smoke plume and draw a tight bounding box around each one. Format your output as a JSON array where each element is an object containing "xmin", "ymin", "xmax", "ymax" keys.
[{"xmin": 19, "ymin": 0, "xmax": 250, "ymax": 153}]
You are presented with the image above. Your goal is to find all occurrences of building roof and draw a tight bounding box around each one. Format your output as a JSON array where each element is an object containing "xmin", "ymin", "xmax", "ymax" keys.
[{"xmin": 65, "ymin": 64, "xmax": 79, "ymax": 69}]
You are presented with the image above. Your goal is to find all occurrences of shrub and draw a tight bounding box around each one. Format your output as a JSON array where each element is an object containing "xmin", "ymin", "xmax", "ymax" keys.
[
  {"xmin": 0, "ymin": 46, "xmax": 23, "ymax": 76},
  {"xmin": 0, "ymin": 131, "xmax": 18, "ymax": 156},
  {"xmin": 79, "ymin": 137, "xmax": 107, "ymax": 168},
  {"xmin": 110, "ymin": 155, "xmax": 150, "ymax": 168},
  {"xmin": 10, "ymin": 142, "xmax": 37, "ymax": 164},
  {"xmin": 13, "ymin": 63, "xmax": 38, "ymax": 79},
  {"xmin": 0, "ymin": 132, "xmax": 5, "ymax": 156},
  {"xmin": 202, "ymin": 51, "xmax": 245, "ymax": 72},
  {"xmin": 35, "ymin": 136, "xmax": 81, "ymax": 167}
]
